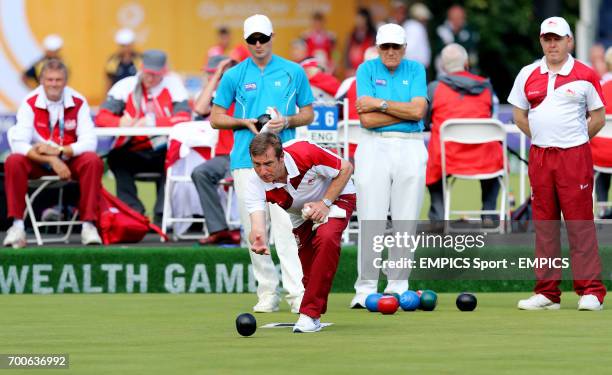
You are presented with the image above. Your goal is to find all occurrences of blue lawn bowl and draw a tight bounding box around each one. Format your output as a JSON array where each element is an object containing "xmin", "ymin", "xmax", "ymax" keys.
[
  {"xmin": 399, "ymin": 290, "xmax": 421, "ymax": 311},
  {"xmin": 365, "ymin": 293, "xmax": 384, "ymax": 312}
]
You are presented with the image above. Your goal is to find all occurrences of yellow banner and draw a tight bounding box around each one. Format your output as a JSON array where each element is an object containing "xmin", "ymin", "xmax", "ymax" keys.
[{"xmin": 0, "ymin": 0, "xmax": 360, "ymax": 108}]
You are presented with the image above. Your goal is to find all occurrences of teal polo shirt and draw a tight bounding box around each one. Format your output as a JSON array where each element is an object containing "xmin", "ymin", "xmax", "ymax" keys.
[
  {"xmin": 213, "ymin": 54, "xmax": 314, "ymax": 170},
  {"xmin": 356, "ymin": 57, "xmax": 428, "ymax": 133}
]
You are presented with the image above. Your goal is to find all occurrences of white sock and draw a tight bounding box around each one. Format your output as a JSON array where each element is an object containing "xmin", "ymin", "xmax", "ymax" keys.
[
  {"xmin": 13, "ymin": 219, "xmax": 24, "ymax": 229},
  {"xmin": 82, "ymin": 221, "xmax": 96, "ymax": 231}
]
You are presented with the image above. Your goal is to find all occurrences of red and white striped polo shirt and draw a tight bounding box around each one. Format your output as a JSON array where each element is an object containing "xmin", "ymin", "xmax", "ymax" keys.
[
  {"xmin": 245, "ymin": 140, "xmax": 355, "ymax": 227},
  {"xmin": 508, "ymin": 55, "xmax": 605, "ymax": 148}
]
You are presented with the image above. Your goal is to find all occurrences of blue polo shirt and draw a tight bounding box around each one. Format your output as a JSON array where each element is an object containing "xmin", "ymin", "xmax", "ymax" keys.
[
  {"xmin": 356, "ymin": 57, "xmax": 427, "ymax": 133},
  {"xmin": 213, "ymin": 54, "xmax": 314, "ymax": 170}
]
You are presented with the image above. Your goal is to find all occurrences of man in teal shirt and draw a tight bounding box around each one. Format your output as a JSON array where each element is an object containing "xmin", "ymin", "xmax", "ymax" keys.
[
  {"xmin": 211, "ymin": 14, "xmax": 314, "ymax": 313},
  {"xmin": 350, "ymin": 23, "xmax": 429, "ymax": 308}
]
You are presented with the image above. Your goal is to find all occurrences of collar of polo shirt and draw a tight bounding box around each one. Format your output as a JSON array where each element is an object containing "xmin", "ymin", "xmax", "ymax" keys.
[{"xmin": 539, "ymin": 54, "xmax": 574, "ymax": 75}]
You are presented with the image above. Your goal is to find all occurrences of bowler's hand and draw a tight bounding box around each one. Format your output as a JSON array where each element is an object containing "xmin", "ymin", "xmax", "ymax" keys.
[
  {"xmin": 119, "ymin": 113, "xmax": 135, "ymax": 127},
  {"xmin": 303, "ymin": 201, "xmax": 329, "ymax": 223},
  {"xmin": 356, "ymin": 96, "xmax": 383, "ymax": 114},
  {"xmin": 50, "ymin": 158, "xmax": 71, "ymax": 180},
  {"xmin": 132, "ymin": 117, "xmax": 147, "ymax": 127},
  {"xmin": 250, "ymin": 234, "xmax": 270, "ymax": 255}
]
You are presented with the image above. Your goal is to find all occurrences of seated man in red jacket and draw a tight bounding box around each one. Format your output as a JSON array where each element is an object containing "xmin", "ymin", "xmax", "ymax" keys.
[
  {"xmin": 3, "ymin": 59, "xmax": 103, "ymax": 248},
  {"xmin": 96, "ymin": 50, "xmax": 191, "ymax": 221},
  {"xmin": 300, "ymin": 57, "xmax": 341, "ymax": 101},
  {"xmin": 425, "ymin": 43, "xmax": 503, "ymax": 225}
]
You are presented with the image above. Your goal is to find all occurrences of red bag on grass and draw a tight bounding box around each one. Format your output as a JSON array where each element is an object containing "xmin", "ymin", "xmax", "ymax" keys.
[{"xmin": 97, "ymin": 188, "xmax": 168, "ymax": 244}]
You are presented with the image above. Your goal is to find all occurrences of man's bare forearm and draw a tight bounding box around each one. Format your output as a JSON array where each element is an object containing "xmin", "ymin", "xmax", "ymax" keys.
[
  {"xmin": 512, "ymin": 107, "xmax": 531, "ymax": 138},
  {"xmin": 210, "ymin": 105, "xmax": 251, "ymax": 130},
  {"xmin": 287, "ymin": 105, "xmax": 314, "ymax": 128},
  {"xmin": 385, "ymin": 98, "xmax": 428, "ymax": 122},
  {"xmin": 587, "ymin": 107, "xmax": 606, "ymax": 139},
  {"xmin": 359, "ymin": 112, "xmax": 403, "ymax": 129},
  {"xmin": 322, "ymin": 160, "xmax": 353, "ymax": 202},
  {"xmin": 26, "ymin": 149, "xmax": 58, "ymax": 165}
]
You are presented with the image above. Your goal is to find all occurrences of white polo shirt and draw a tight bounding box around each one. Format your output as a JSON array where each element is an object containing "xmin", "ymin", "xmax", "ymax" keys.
[
  {"xmin": 507, "ymin": 55, "xmax": 605, "ymax": 148},
  {"xmin": 245, "ymin": 140, "xmax": 355, "ymax": 228}
]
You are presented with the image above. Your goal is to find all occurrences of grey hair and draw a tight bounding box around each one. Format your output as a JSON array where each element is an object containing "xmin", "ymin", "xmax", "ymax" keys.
[
  {"xmin": 441, "ymin": 43, "xmax": 468, "ymax": 73},
  {"xmin": 40, "ymin": 58, "xmax": 68, "ymax": 80}
]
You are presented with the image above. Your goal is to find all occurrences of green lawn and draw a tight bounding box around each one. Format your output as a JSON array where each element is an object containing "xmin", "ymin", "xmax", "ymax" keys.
[{"xmin": 0, "ymin": 292, "xmax": 609, "ymax": 374}]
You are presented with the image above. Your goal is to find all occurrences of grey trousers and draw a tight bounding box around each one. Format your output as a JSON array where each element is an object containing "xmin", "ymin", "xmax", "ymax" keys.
[{"xmin": 191, "ymin": 155, "xmax": 230, "ymax": 233}]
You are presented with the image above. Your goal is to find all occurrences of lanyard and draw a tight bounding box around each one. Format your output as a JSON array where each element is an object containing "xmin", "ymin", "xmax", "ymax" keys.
[{"xmin": 48, "ymin": 106, "xmax": 65, "ymax": 146}]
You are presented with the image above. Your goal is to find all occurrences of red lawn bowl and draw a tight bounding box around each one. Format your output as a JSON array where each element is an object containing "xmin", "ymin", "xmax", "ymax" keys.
[{"xmin": 378, "ymin": 296, "xmax": 400, "ymax": 315}]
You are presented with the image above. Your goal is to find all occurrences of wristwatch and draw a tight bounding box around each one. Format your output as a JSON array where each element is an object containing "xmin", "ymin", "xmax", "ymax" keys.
[
  {"xmin": 58, "ymin": 146, "xmax": 65, "ymax": 158},
  {"xmin": 322, "ymin": 198, "xmax": 333, "ymax": 208},
  {"xmin": 379, "ymin": 100, "xmax": 389, "ymax": 112}
]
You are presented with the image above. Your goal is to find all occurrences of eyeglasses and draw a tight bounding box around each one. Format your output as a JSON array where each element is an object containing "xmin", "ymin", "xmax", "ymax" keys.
[
  {"xmin": 246, "ymin": 34, "xmax": 272, "ymax": 45},
  {"xmin": 379, "ymin": 43, "xmax": 404, "ymax": 51}
]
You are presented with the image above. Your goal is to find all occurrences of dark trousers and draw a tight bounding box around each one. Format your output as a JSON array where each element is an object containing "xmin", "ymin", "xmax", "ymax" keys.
[
  {"xmin": 107, "ymin": 147, "xmax": 166, "ymax": 216},
  {"xmin": 427, "ymin": 177, "xmax": 500, "ymax": 221},
  {"xmin": 191, "ymin": 155, "xmax": 230, "ymax": 234}
]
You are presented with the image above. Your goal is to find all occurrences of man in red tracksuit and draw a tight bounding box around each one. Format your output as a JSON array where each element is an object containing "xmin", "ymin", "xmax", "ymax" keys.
[
  {"xmin": 425, "ymin": 43, "xmax": 503, "ymax": 226},
  {"xmin": 96, "ymin": 50, "xmax": 191, "ymax": 221},
  {"xmin": 509, "ymin": 17, "xmax": 607, "ymax": 311},
  {"xmin": 3, "ymin": 59, "xmax": 103, "ymax": 248},
  {"xmin": 245, "ymin": 133, "xmax": 355, "ymax": 333}
]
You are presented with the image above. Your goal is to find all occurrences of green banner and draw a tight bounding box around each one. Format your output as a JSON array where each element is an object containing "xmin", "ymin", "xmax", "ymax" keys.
[{"xmin": 1, "ymin": 246, "xmax": 609, "ymax": 294}]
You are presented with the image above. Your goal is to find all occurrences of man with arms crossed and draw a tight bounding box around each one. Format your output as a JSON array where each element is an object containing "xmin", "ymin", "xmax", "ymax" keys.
[{"xmin": 350, "ymin": 23, "xmax": 428, "ymax": 307}]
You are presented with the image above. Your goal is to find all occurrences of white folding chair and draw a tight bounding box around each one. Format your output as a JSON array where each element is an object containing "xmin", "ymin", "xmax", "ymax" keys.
[
  {"xmin": 593, "ymin": 115, "xmax": 612, "ymax": 220},
  {"xmin": 440, "ymin": 118, "xmax": 509, "ymax": 233},
  {"xmin": 6, "ymin": 127, "xmax": 82, "ymax": 245},
  {"xmin": 219, "ymin": 177, "xmax": 241, "ymax": 229},
  {"xmin": 24, "ymin": 176, "xmax": 82, "ymax": 245},
  {"xmin": 161, "ymin": 121, "xmax": 218, "ymax": 241}
]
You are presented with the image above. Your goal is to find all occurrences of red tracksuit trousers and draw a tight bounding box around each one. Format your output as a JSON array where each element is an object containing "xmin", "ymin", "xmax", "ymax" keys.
[
  {"xmin": 293, "ymin": 194, "xmax": 356, "ymax": 319},
  {"xmin": 4, "ymin": 152, "xmax": 104, "ymax": 222},
  {"xmin": 529, "ymin": 143, "xmax": 606, "ymax": 303}
]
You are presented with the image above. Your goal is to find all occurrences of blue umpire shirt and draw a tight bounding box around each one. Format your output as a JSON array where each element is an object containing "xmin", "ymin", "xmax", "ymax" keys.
[
  {"xmin": 356, "ymin": 57, "xmax": 428, "ymax": 133},
  {"xmin": 213, "ymin": 54, "xmax": 314, "ymax": 170}
]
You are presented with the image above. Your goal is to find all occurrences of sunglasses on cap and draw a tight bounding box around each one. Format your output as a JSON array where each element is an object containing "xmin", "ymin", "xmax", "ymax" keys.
[
  {"xmin": 379, "ymin": 43, "xmax": 404, "ymax": 51},
  {"xmin": 246, "ymin": 34, "xmax": 271, "ymax": 45}
]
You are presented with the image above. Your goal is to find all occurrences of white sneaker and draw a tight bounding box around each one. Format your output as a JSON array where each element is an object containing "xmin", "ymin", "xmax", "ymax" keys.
[
  {"xmin": 293, "ymin": 314, "xmax": 321, "ymax": 333},
  {"xmin": 517, "ymin": 294, "xmax": 561, "ymax": 310},
  {"xmin": 2, "ymin": 225, "xmax": 26, "ymax": 249},
  {"xmin": 578, "ymin": 295, "xmax": 603, "ymax": 311},
  {"xmin": 253, "ymin": 295, "xmax": 280, "ymax": 313},
  {"xmin": 81, "ymin": 225, "xmax": 102, "ymax": 245},
  {"xmin": 349, "ymin": 294, "xmax": 368, "ymax": 309}
]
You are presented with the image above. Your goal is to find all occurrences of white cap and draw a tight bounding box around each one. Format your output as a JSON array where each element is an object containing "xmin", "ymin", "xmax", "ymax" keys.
[
  {"xmin": 115, "ymin": 28, "xmax": 135, "ymax": 45},
  {"xmin": 540, "ymin": 17, "xmax": 572, "ymax": 37},
  {"xmin": 376, "ymin": 23, "xmax": 406, "ymax": 46},
  {"xmin": 243, "ymin": 14, "xmax": 273, "ymax": 39},
  {"xmin": 43, "ymin": 34, "xmax": 63, "ymax": 51}
]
